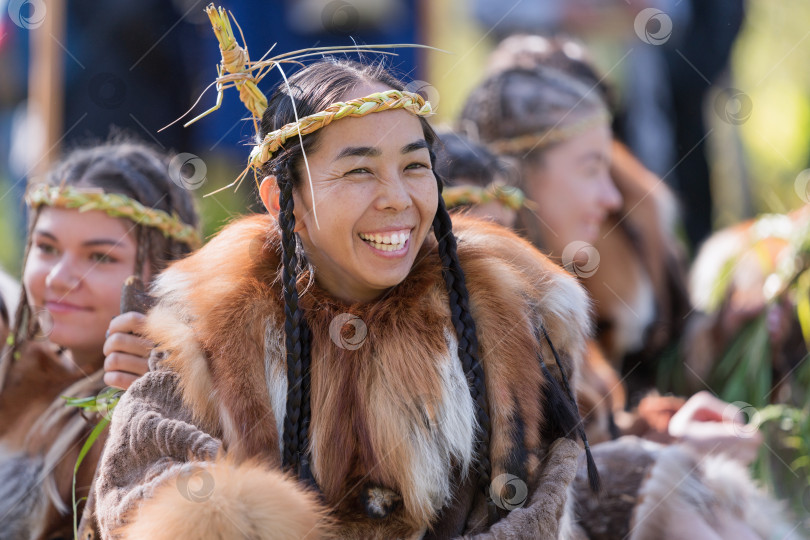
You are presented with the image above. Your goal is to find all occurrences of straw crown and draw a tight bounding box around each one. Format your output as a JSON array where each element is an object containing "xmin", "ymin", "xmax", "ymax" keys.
[
  {"xmin": 487, "ymin": 111, "xmax": 610, "ymax": 155},
  {"xmin": 26, "ymin": 184, "xmax": 202, "ymax": 249},
  {"xmin": 442, "ymin": 183, "xmax": 526, "ymax": 211},
  {"xmin": 249, "ymin": 89, "xmax": 434, "ymax": 168}
]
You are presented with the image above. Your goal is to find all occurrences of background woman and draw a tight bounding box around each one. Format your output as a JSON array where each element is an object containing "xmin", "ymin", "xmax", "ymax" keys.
[{"xmin": 0, "ymin": 140, "xmax": 200, "ymax": 539}]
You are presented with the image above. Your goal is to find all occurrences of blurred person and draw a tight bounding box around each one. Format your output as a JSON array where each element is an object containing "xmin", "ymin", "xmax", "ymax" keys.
[
  {"xmin": 436, "ymin": 129, "xmax": 627, "ymax": 446},
  {"xmin": 684, "ymin": 204, "xmax": 810, "ymax": 401},
  {"xmin": 0, "ymin": 140, "xmax": 200, "ymax": 539},
  {"xmin": 623, "ymin": 0, "xmax": 747, "ymax": 249},
  {"xmin": 435, "ymin": 130, "xmax": 522, "ymax": 228},
  {"xmin": 483, "ymin": 34, "xmax": 691, "ymax": 403},
  {"xmin": 461, "ymin": 62, "xmax": 797, "ymax": 538}
]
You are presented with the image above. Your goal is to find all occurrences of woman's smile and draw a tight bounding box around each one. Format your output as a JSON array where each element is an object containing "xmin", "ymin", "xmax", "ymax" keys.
[{"xmin": 358, "ymin": 228, "xmax": 412, "ymax": 256}]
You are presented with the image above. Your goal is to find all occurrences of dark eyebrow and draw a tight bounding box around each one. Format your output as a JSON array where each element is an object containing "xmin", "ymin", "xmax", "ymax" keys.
[
  {"xmin": 83, "ymin": 239, "xmax": 125, "ymax": 248},
  {"xmin": 33, "ymin": 230, "xmax": 57, "ymax": 242},
  {"xmin": 401, "ymin": 140, "xmax": 429, "ymax": 154},
  {"xmin": 334, "ymin": 146, "xmax": 382, "ymax": 161},
  {"xmin": 33, "ymin": 229, "xmax": 124, "ymax": 248}
]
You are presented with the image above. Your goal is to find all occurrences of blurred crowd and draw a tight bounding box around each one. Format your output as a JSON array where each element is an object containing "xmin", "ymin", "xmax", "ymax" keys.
[{"xmin": 1, "ymin": 0, "xmax": 809, "ymax": 537}]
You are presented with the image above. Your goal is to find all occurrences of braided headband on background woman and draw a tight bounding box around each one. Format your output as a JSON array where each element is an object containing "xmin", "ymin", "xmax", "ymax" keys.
[
  {"xmin": 487, "ymin": 110, "xmax": 610, "ymax": 155},
  {"xmin": 25, "ymin": 184, "xmax": 202, "ymax": 249}
]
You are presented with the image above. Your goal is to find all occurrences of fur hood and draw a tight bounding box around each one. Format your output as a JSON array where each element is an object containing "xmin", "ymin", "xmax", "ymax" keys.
[{"xmin": 123, "ymin": 212, "xmax": 591, "ymax": 537}]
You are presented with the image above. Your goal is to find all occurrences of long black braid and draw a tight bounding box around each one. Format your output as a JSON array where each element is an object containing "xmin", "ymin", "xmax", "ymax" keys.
[
  {"xmin": 275, "ymin": 166, "xmax": 315, "ymax": 481},
  {"xmin": 432, "ymin": 191, "xmax": 493, "ymax": 497}
]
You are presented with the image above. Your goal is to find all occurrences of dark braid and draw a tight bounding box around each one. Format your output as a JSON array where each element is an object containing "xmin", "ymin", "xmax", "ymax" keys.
[
  {"xmin": 432, "ymin": 194, "xmax": 493, "ymax": 498},
  {"xmin": 538, "ymin": 325, "xmax": 600, "ymax": 492},
  {"xmin": 276, "ymin": 170, "xmax": 312, "ymax": 476}
]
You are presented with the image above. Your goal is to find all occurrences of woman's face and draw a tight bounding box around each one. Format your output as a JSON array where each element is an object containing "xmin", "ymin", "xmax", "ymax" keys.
[
  {"xmin": 23, "ymin": 207, "xmax": 139, "ymax": 359},
  {"xmin": 522, "ymin": 122, "xmax": 621, "ymax": 254},
  {"xmin": 281, "ymin": 83, "xmax": 438, "ymax": 303}
]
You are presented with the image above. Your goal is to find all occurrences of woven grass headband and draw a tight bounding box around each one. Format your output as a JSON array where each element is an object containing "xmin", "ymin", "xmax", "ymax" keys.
[
  {"xmin": 26, "ymin": 184, "xmax": 202, "ymax": 249},
  {"xmin": 488, "ymin": 111, "xmax": 610, "ymax": 155},
  {"xmin": 248, "ymin": 89, "xmax": 434, "ymax": 168},
  {"xmin": 443, "ymin": 182, "xmax": 526, "ymax": 211}
]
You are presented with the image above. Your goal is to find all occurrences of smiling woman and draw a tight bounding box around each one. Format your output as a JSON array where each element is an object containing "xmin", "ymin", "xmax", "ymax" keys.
[
  {"xmin": 0, "ymin": 141, "xmax": 200, "ymax": 539},
  {"xmin": 91, "ymin": 58, "xmax": 598, "ymax": 539}
]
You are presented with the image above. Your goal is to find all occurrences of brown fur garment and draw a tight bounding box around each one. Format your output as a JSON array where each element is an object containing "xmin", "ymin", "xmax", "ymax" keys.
[
  {"xmin": 0, "ymin": 342, "xmax": 105, "ymax": 540},
  {"xmin": 96, "ymin": 212, "xmax": 592, "ymax": 539}
]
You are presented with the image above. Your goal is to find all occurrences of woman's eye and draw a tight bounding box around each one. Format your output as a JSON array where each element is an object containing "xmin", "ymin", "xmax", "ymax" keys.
[
  {"xmin": 405, "ymin": 162, "xmax": 430, "ymax": 171},
  {"xmin": 346, "ymin": 167, "xmax": 371, "ymax": 176},
  {"xmin": 90, "ymin": 252, "xmax": 116, "ymax": 264},
  {"xmin": 36, "ymin": 243, "xmax": 58, "ymax": 256}
]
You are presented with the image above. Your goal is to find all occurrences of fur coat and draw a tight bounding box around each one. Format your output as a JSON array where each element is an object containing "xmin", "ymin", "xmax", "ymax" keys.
[
  {"xmin": 93, "ymin": 213, "xmax": 593, "ymax": 539},
  {"xmin": 0, "ymin": 342, "xmax": 106, "ymax": 540}
]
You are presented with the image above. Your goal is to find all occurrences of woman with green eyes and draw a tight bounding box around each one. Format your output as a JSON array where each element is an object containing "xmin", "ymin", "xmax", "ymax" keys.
[{"xmin": 0, "ymin": 140, "xmax": 200, "ymax": 539}]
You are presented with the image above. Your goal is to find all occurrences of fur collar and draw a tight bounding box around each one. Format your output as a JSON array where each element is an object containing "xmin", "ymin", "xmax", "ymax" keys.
[{"xmin": 145, "ymin": 213, "xmax": 590, "ymax": 535}]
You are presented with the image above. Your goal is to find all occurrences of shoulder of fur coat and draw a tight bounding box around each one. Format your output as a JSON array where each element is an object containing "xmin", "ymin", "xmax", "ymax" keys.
[{"xmin": 143, "ymin": 211, "xmax": 591, "ymax": 534}]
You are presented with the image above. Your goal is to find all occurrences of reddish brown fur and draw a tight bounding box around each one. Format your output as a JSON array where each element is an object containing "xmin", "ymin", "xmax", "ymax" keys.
[
  {"xmin": 144, "ymin": 213, "xmax": 591, "ymax": 537},
  {"xmin": 0, "ymin": 343, "xmax": 105, "ymax": 539}
]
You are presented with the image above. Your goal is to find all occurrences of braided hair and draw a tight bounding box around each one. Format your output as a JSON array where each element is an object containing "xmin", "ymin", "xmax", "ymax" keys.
[
  {"xmin": 0, "ymin": 140, "xmax": 200, "ymax": 392},
  {"xmin": 259, "ymin": 59, "xmax": 494, "ymax": 497}
]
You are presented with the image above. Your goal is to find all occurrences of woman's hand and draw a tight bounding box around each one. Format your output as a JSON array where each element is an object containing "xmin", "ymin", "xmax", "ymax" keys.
[
  {"xmin": 668, "ymin": 391, "xmax": 762, "ymax": 464},
  {"xmin": 103, "ymin": 311, "xmax": 154, "ymax": 390}
]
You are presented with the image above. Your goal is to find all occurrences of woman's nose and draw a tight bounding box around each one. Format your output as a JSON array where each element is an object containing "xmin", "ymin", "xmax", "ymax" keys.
[
  {"xmin": 600, "ymin": 173, "xmax": 623, "ymax": 212},
  {"xmin": 376, "ymin": 174, "xmax": 412, "ymax": 212},
  {"xmin": 45, "ymin": 256, "xmax": 81, "ymax": 294}
]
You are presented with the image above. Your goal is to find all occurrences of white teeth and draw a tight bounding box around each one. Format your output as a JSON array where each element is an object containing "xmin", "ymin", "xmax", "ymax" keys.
[{"xmin": 360, "ymin": 230, "xmax": 410, "ymax": 250}]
